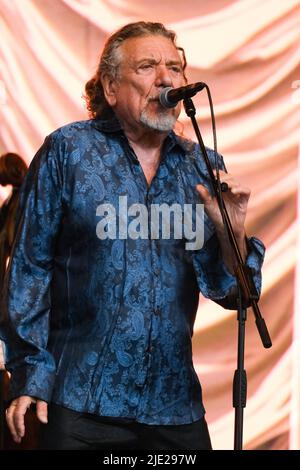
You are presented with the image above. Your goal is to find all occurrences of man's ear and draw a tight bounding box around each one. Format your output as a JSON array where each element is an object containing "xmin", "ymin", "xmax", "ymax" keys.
[{"xmin": 102, "ymin": 74, "xmax": 117, "ymax": 107}]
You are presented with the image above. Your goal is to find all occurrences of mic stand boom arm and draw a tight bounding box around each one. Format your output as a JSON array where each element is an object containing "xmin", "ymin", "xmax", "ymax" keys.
[{"xmin": 183, "ymin": 97, "xmax": 272, "ymax": 450}]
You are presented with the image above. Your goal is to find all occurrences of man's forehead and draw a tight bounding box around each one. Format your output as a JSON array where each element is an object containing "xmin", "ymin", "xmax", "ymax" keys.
[{"xmin": 120, "ymin": 35, "xmax": 181, "ymax": 62}]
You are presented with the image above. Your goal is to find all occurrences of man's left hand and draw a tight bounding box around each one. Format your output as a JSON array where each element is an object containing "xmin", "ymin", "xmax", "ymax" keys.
[
  {"xmin": 196, "ymin": 169, "xmax": 250, "ymax": 240},
  {"xmin": 196, "ymin": 170, "xmax": 249, "ymax": 270}
]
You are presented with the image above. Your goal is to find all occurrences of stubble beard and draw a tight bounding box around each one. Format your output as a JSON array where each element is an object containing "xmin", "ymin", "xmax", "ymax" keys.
[{"xmin": 140, "ymin": 106, "xmax": 177, "ymax": 132}]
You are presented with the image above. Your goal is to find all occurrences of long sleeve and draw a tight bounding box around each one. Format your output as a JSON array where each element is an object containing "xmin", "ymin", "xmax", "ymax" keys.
[
  {"xmin": 184, "ymin": 144, "xmax": 266, "ymax": 309},
  {"xmin": 192, "ymin": 232, "xmax": 265, "ymax": 309},
  {"xmin": 0, "ymin": 133, "xmax": 64, "ymax": 401}
]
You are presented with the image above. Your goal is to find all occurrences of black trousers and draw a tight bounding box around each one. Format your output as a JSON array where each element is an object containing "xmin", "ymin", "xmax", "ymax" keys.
[{"xmin": 39, "ymin": 403, "xmax": 212, "ymax": 450}]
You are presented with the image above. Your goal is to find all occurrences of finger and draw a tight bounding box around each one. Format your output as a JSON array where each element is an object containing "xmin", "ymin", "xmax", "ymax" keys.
[
  {"xmin": 230, "ymin": 184, "xmax": 251, "ymax": 197},
  {"xmin": 6, "ymin": 397, "xmax": 31, "ymax": 443},
  {"xmin": 36, "ymin": 400, "xmax": 48, "ymax": 424},
  {"xmin": 12, "ymin": 398, "xmax": 32, "ymax": 442},
  {"xmin": 6, "ymin": 402, "xmax": 21, "ymax": 443},
  {"xmin": 213, "ymin": 170, "xmax": 238, "ymax": 186},
  {"xmin": 195, "ymin": 184, "xmax": 212, "ymax": 204},
  {"xmin": 216, "ymin": 175, "xmax": 238, "ymax": 189},
  {"xmin": 213, "ymin": 169, "xmax": 228, "ymax": 179},
  {"xmin": 213, "ymin": 171, "xmax": 251, "ymax": 196}
]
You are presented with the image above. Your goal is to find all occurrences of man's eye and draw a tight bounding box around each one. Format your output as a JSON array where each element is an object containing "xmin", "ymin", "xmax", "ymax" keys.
[
  {"xmin": 139, "ymin": 64, "xmax": 153, "ymax": 70},
  {"xmin": 170, "ymin": 66, "xmax": 182, "ymax": 73}
]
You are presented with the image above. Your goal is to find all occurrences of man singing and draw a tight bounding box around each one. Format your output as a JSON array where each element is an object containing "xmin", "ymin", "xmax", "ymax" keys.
[{"xmin": 1, "ymin": 21, "xmax": 264, "ymax": 450}]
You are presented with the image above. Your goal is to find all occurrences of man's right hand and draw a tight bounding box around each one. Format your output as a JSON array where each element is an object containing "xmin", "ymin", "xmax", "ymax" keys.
[{"xmin": 6, "ymin": 395, "xmax": 48, "ymax": 443}]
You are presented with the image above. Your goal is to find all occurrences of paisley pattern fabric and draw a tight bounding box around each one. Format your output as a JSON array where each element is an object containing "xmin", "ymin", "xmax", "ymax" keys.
[{"xmin": 0, "ymin": 115, "xmax": 265, "ymax": 425}]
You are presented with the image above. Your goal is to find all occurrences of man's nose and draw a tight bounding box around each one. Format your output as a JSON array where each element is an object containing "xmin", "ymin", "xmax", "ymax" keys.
[{"xmin": 154, "ymin": 65, "xmax": 173, "ymax": 88}]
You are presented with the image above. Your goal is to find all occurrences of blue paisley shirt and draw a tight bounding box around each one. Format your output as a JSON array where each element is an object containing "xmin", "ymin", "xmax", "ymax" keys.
[{"xmin": 0, "ymin": 114, "xmax": 265, "ymax": 425}]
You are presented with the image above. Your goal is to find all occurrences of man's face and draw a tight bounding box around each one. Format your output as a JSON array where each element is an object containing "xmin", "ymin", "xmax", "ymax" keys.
[{"xmin": 104, "ymin": 35, "xmax": 186, "ymax": 133}]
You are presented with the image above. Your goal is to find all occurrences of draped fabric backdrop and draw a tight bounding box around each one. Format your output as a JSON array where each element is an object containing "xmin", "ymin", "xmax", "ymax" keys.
[{"xmin": 0, "ymin": 0, "xmax": 299, "ymax": 450}]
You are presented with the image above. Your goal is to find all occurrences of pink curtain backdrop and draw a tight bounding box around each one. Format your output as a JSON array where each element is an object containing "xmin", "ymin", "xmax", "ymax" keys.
[{"xmin": 0, "ymin": 0, "xmax": 299, "ymax": 450}]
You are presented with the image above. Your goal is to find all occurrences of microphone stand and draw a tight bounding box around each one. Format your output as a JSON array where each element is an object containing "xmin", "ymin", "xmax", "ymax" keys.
[{"xmin": 183, "ymin": 97, "xmax": 272, "ymax": 450}]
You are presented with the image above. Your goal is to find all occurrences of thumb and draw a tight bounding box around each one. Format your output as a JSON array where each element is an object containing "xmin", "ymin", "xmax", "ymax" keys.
[
  {"xmin": 36, "ymin": 400, "xmax": 48, "ymax": 424},
  {"xmin": 196, "ymin": 184, "xmax": 212, "ymax": 204}
]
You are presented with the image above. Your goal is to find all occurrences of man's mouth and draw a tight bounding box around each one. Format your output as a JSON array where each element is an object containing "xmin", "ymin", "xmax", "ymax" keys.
[{"xmin": 148, "ymin": 97, "xmax": 160, "ymax": 103}]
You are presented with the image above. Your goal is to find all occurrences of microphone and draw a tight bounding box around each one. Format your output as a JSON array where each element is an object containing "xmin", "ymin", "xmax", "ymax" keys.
[{"xmin": 159, "ymin": 82, "xmax": 206, "ymax": 108}]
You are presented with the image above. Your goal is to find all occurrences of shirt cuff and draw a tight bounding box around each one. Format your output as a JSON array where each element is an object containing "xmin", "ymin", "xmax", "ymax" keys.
[
  {"xmin": 193, "ymin": 234, "xmax": 265, "ymax": 303},
  {"xmin": 8, "ymin": 363, "xmax": 55, "ymax": 402},
  {"xmin": 193, "ymin": 233, "xmax": 237, "ymax": 300},
  {"xmin": 245, "ymin": 236, "xmax": 265, "ymax": 297}
]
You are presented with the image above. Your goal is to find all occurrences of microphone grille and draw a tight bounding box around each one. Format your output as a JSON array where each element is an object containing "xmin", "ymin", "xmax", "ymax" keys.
[{"xmin": 159, "ymin": 87, "xmax": 176, "ymax": 108}]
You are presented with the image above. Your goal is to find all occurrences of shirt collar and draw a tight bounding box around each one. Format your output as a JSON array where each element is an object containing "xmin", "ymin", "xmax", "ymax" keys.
[{"xmin": 92, "ymin": 111, "xmax": 189, "ymax": 156}]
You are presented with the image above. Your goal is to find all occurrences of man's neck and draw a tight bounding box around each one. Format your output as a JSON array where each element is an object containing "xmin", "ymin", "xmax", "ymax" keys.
[
  {"xmin": 125, "ymin": 125, "xmax": 167, "ymax": 155},
  {"xmin": 124, "ymin": 126, "xmax": 168, "ymax": 186}
]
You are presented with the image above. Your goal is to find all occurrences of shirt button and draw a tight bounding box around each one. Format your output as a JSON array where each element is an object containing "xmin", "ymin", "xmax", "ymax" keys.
[
  {"xmin": 154, "ymin": 308, "xmax": 160, "ymax": 316},
  {"xmin": 154, "ymin": 267, "xmax": 160, "ymax": 277},
  {"xmin": 134, "ymin": 380, "xmax": 144, "ymax": 388},
  {"xmin": 129, "ymin": 394, "xmax": 139, "ymax": 405}
]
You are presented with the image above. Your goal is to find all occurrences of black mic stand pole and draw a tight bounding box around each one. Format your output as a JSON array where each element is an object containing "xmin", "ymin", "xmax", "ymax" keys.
[{"xmin": 183, "ymin": 97, "xmax": 272, "ymax": 450}]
